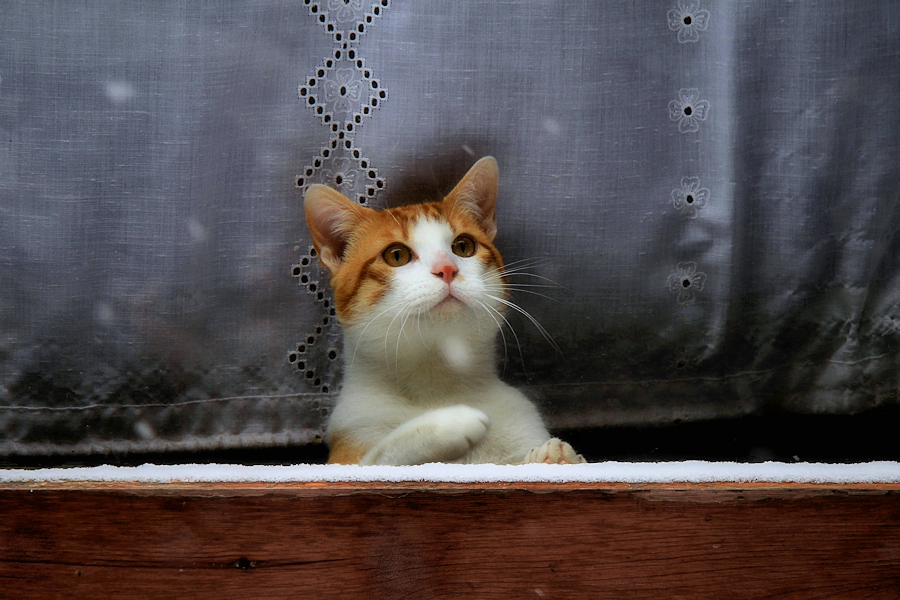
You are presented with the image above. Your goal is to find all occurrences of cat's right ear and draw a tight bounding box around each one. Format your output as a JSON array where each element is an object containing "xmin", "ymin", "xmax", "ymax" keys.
[
  {"xmin": 444, "ymin": 156, "xmax": 499, "ymax": 241},
  {"xmin": 304, "ymin": 184, "xmax": 368, "ymax": 272}
]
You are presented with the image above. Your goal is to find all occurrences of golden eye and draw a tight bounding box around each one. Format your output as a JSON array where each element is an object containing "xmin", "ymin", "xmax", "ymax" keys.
[
  {"xmin": 452, "ymin": 234, "xmax": 476, "ymax": 258},
  {"xmin": 382, "ymin": 243, "xmax": 412, "ymax": 267}
]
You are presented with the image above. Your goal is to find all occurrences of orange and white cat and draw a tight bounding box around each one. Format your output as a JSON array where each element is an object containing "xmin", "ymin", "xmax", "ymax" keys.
[{"xmin": 304, "ymin": 157, "xmax": 584, "ymax": 465}]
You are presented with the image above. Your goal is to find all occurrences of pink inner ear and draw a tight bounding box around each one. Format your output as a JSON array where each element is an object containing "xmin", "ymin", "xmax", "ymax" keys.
[
  {"xmin": 311, "ymin": 204, "xmax": 349, "ymax": 256},
  {"xmin": 445, "ymin": 157, "xmax": 499, "ymax": 240}
]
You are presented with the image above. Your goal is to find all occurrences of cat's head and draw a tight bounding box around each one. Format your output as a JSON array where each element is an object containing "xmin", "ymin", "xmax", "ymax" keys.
[{"xmin": 304, "ymin": 157, "xmax": 507, "ymax": 335}]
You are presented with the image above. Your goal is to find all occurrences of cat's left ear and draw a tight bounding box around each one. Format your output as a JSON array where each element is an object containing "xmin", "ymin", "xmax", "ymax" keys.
[{"xmin": 444, "ymin": 156, "xmax": 499, "ymax": 241}]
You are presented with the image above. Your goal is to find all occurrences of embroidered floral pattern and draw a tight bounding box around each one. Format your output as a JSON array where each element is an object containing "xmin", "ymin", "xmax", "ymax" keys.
[
  {"xmin": 328, "ymin": 0, "xmax": 366, "ymax": 23},
  {"xmin": 303, "ymin": 0, "xmax": 389, "ymax": 35},
  {"xmin": 321, "ymin": 157, "xmax": 357, "ymax": 194},
  {"xmin": 323, "ymin": 68, "xmax": 364, "ymax": 114},
  {"xmin": 667, "ymin": 262, "xmax": 707, "ymax": 305},
  {"xmin": 669, "ymin": 88, "xmax": 709, "ymax": 133},
  {"xmin": 671, "ymin": 176, "xmax": 709, "ymax": 218},
  {"xmin": 667, "ymin": 2, "xmax": 710, "ymax": 43},
  {"xmin": 292, "ymin": 1, "xmax": 391, "ymax": 390},
  {"xmin": 295, "ymin": 135, "xmax": 385, "ymax": 205},
  {"xmin": 298, "ymin": 54, "xmax": 386, "ymax": 126}
]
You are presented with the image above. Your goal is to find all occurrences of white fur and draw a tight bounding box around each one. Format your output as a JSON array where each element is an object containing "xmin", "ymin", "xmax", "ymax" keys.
[{"xmin": 328, "ymin": 216, "xmax": 579, "ymax": 465}]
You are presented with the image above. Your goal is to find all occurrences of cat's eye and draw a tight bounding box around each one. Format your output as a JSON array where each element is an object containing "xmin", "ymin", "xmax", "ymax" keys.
[
  {"xmin": 451, "ymin": 235, "xmax": 476, "ymax": 258},
  {"xmin": 382, "ymin": 243, "xmax": 412, "ymax": 267}
]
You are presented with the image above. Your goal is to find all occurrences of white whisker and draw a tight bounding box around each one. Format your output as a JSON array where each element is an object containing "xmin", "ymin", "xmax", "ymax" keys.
[
  {"xmin": 498, "ymin": 257, "xmax": 551, "ymax": 271},
  {"xmin": 487, "ymin": 282, "xmax": 558, "ymax": 289},
  {"xmin": 384, "ymin": 299, "xmax": 416, "ymax": 371},
  {"xmin": 347, "ymin": 298, "xmax": 412, "ymax": 370},
  {"xmin": 491, "ymin": 271, "xmax": 567, "ymax": 289},
  {"xmin": 394, "ymin": 302, "xmax": 417, "ymax": 371},
  {"xmin": 415, "ymin": 304, "xmax": 428, "ymax": 347},
  {"xmin": 473, "ymin": 298, "xmax": 514, "ymax": 370},
  {"xmin": 485, "ymin": 286, "xmax": 558, "ymax": 302},
  {"xmin": 485, "ymin": 293, "xmax": 561, "ymax": 355}
]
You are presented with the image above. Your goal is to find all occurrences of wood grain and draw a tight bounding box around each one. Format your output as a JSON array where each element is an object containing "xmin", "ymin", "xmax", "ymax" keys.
[{"xmin": 1, "ymin": 481, "xmax": 899, "ymax": 598}]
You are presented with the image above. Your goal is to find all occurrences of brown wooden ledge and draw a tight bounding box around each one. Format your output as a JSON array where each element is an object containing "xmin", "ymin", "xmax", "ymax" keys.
[{"xmin": 2, "ymin": 480, "xmax": 899, "ymax": 598}]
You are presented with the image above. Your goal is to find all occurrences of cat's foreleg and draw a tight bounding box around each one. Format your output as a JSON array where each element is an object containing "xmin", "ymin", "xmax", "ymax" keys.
[
  {"xmin": 523, "ymin": 437, "xmax": 586, "ymax": 464},
  {"xmin": 359, "ymin": 405, "xmax": 490, "ymax": 466}
]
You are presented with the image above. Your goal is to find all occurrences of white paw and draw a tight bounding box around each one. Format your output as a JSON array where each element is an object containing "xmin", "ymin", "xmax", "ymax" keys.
[
  {"xmin": 360, "ymin": 405, "xmax": 490, "ymax": 465},
  {"xmin": 430, "ymin": 405, "xmax": 490, "ymax": 459},
  {"xmin": 524, "ymin": 437, "xmax": 586, "ymax": 465}
]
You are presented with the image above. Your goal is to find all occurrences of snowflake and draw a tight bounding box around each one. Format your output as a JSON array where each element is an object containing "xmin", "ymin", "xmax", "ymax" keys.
[
  {"xmin": 667, "ymin": 262, "xmax": 707, "ymax": 305},
  {"xmin": 668, "ymin": 88, "xmax": 710, "ymax": 133},
  {"xmin": 667, "ymin": 2, "xmax": 710, "ymax": 43}
]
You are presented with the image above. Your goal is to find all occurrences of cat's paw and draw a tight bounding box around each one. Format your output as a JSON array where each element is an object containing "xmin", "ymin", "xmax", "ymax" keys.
[
  {"xmin": 524, "ymin": 437, "xmax": 586, "ymax": 465},
  {"xmin": 430, "ymin": 405, "xmax": 490, "ymax": 460},
  {"xmin": 359, "ymin": 405, "xmax": 489, "ymax": 465}
]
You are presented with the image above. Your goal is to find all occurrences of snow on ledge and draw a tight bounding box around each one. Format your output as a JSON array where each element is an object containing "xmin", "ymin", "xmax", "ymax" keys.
[{"xmin": 2, "ymin": 461, "xmax": 900, "ymax": 484}]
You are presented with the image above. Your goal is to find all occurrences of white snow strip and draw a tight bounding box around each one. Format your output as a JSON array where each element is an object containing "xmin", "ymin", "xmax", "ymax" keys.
[{"xmin": 1, "ymin": 461, "xmax": 900, "ymax": 484}]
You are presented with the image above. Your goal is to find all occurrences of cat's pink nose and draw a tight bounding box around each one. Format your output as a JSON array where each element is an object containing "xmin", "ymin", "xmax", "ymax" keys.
[{"xmin": 432, "ymin": 261, "xmax": 458, "ymax": 282}]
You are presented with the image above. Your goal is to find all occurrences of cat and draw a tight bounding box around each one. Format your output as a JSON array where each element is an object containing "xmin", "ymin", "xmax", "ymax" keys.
[{"xmin": 304, "ymin": 156, "xmax": 584, "ymax": 465}]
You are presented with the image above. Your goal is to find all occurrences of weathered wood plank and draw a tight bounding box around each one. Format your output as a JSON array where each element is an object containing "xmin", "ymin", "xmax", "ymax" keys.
[{"xmin": 1, "ymin": 482, "xmax": 899, "ymax": 598}]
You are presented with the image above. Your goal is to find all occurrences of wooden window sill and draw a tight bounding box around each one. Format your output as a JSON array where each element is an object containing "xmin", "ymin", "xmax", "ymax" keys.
[{"xmin": 2, "ymin": 478, "xmax": 899, "ymax": 598}]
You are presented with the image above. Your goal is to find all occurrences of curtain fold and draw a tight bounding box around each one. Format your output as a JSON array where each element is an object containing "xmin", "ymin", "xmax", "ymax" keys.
[{"xmin": 1, "ymin": 1, "xmax": 898, "ymax": 454}]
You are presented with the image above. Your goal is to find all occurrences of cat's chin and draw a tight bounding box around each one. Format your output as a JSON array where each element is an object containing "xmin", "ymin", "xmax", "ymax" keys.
[{"xmin": 430, "ymin": 295, "xmax": 466, "ymax": 316}]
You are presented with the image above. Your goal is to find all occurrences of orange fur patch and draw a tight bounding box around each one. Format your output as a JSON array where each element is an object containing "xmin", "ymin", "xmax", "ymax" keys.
[{"xmin": 326, "ymin": 431, "xmax": 369, "ymax": 465}]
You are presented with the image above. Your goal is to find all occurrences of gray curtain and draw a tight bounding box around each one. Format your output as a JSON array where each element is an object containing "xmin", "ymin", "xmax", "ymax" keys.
[{"xmin": 2, "ymin": 1, "xmax": 899, "ymax": 455}]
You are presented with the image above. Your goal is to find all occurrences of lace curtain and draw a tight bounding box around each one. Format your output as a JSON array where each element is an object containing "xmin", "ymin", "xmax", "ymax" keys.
[{"xmin": 2, "ymin": 1, "xmax": 899, "ymax": 454}]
